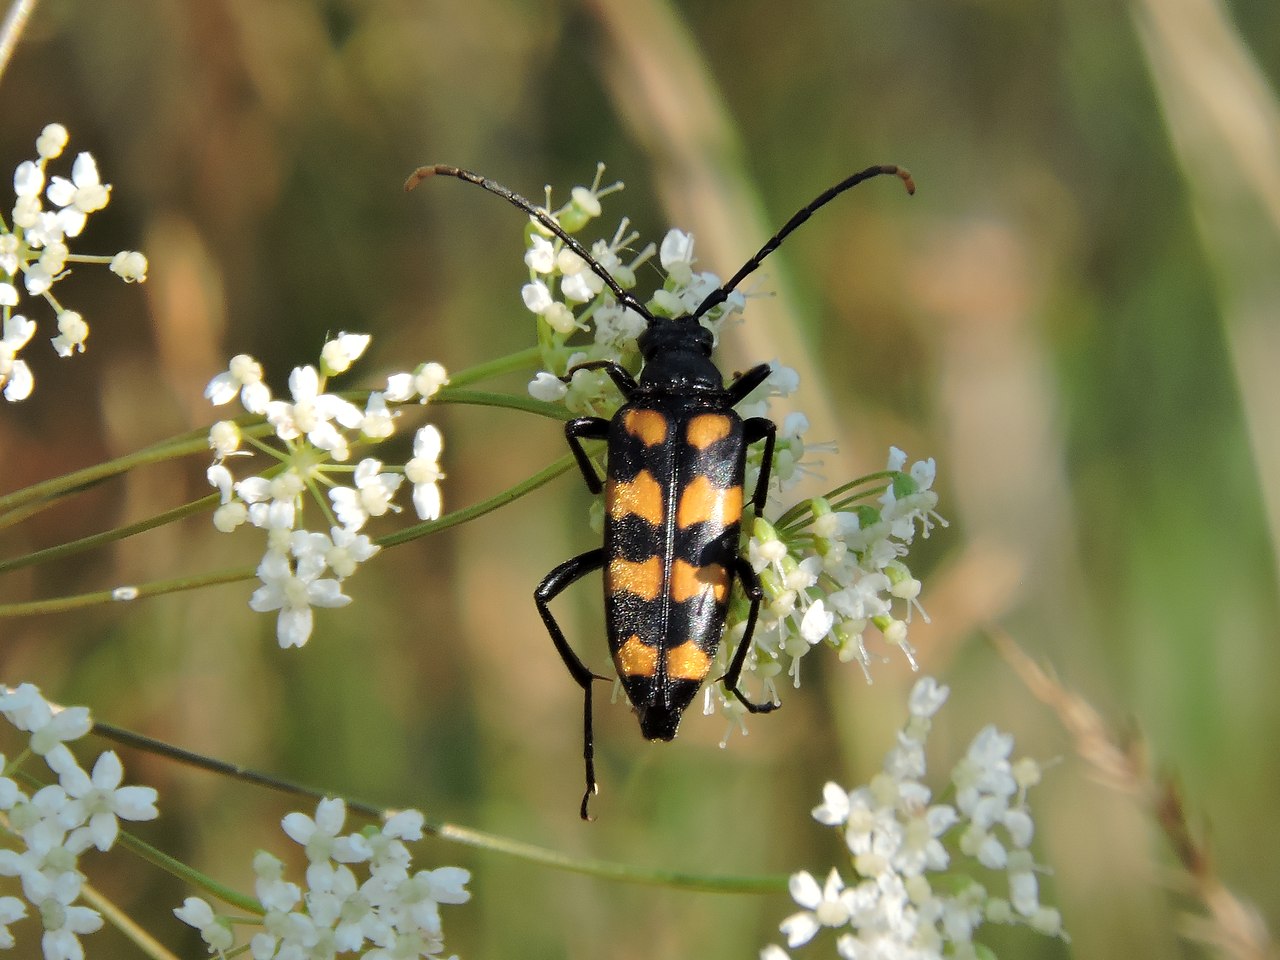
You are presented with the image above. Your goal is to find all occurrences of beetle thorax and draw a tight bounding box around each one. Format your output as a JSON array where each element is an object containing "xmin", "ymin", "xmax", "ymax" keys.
[{"xmin": 636, "ymin": 317, "xmax": 724, "ymax": 394}]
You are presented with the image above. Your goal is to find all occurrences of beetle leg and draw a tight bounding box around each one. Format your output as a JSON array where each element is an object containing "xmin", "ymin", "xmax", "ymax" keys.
[
  {"xmin": 742, "ymin": 416, "xmax": 778, "ymax": 515},
  {"xmin": 725, "ymin": 362, "xmax": 772, "ymax": 406},
  {"xmin": 722, "ymin": 556, "xmax": 780, "ymax": 714},
  {"xmin": 533, "ymin": 547, "xmax": 610, "ymax": 819},
  {"xmin": 564, "ymin": 417, "xmax": 610, "ymax": 494},
  {"xmin": 561, "ymin": 359, "xmax": 639, "ymax": 398}
]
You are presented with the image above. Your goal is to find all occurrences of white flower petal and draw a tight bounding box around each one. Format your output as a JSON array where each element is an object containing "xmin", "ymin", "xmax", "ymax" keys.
[
  {"xmin": 779, "ymin": 911, "xmax": 821, "ymax": 949},
  {"xmin": 788, "ymin": 870, "xmax": 822, "ymax": 910}
]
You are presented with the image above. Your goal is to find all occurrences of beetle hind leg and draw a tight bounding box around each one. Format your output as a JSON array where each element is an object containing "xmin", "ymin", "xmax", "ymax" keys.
[
  {"xmin": 534, "ymin": 548, "xmax": 611, "ymax": 819},
  {"xmin": 721, "ymin": 556, "xmax": 780, "ymax": 714}
]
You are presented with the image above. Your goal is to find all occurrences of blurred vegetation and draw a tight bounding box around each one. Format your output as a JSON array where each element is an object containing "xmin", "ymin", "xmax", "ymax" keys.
[{"xmin": 1, "ymin": 0, "xmax": 1278, "ymax": 957}]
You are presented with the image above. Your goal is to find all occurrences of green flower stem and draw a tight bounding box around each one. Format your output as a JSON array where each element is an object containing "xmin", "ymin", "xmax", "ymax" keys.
[
  {"xmin": 442, "ymin": 346, "xmax": 542, "ymax": 389},
  {"xmin": 0, "ymin": 419, "xmax": 274, "ymax": 527},
  {"xmin": 115, "ymin": 830, "xmax": 264, "ymax": 916},
  {"xmin": 92, "ymin": 720, "xmax": 787, "ymax": 896},
  {"xmin": 0, "ymin": 492, "xmax": 221, "ymax": 577},
  {"xmin": 773, "ymin": 470, "xmax": 899, "ymax": 530},
  {"xmin": 432, "ymin": 386, "xmax": 570, "ymax": 420},
  {"xmin": 0, "ymin": 431, "xmax": 204, "ymax": 520},
  {"xmin": 78, "ymin": 878, "xmax": 187, "ymax": 960},
  {"xmin": 377, "ymin": 453, "xmax": 576, "ymax": 549},
  {"xmin": 0, "ymin": 566, "xmax": 254, "ymax": 618},
  {"xmin": 433, "ymin": 822, "xmax": 787, "ymax": 895}
]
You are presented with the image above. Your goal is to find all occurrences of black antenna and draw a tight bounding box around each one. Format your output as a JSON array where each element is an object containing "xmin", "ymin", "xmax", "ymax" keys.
[
  {"xmin": 409, "ymin": 162, "xmax": 914, "ymax": 327},
  {"xmin": 406, "ymin": 165, "xmax": 654, "ymax": 323},
  {"xmin": 690, "ymin": 165, "xmax": 914, "ymax": 322}
]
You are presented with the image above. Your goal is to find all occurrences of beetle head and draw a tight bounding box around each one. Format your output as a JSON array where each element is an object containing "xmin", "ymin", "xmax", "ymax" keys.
[{"xmin": 636, "ymin": 316, "xmax": 723, "ymax": 393}]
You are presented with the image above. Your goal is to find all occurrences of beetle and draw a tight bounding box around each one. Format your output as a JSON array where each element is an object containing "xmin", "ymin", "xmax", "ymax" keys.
[{"xmin": 407, "ymin": 163, "xmax": 914, "ymax": 818}]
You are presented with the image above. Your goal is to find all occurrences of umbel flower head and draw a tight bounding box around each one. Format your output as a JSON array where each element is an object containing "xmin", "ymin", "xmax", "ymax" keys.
[
  {"xmin": 761, "ymin": 677, "xmax": 1065, "ymax": 960},
  {"xmin": 0, "ymin": 684, "xmax": 159, "ymax": 959},
  {"xmin": 205, "ymin": 333, "xmax": 449, "ymax": 648},
  {"xmin": 175, "ymin": 797, "xmax": 470, "ymax": 959},
  {"xmin": 512, "ymin": 166, "xmax": 943, "ymax": 738},
  {"xmin": 0, "ymin": 123, "xmax": 147, "ymax": 401}
]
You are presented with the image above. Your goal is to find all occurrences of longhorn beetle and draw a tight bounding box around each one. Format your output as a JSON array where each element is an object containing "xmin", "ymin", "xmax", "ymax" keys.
[{"xmin": 407, "ymin": 162, "xmax": 914, "ymax": 818}]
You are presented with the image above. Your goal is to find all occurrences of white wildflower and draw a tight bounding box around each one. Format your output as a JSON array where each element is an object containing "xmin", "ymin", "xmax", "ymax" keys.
[
  {"xmin": 174, "ymin": 897, "xmax": 234, "ymax": 953},
  {"xmin": 49, "ymin": 310, "xmax": 88, "ymax": 357},
  {"xmin": 51, "ymin": 750, "xmax": 158, "ymax": 851},
  {"xmin": 330, "ymin": 458, "xmax": 403, "ymax": 529},
  {"xmin": 45, "ymin": 152, "xmax": 110, "ymax": 237},
  {"xmin": 406, "ymin": 425, "xmax": 444, "ymax": 521},
  {"xmin": 108, "ymin": 250, "xmax": 148, "ymax": 282},
  {"xmin": 205, "ymin": 353, "xmax": 270, "ymax": 413},
  {"xmin": 766, "ymin": 676, "xmax": 1062, "ymax": 958},
  {"xmin": 248, "ymin": 549, "xmax": 351, "ymax": 648}
]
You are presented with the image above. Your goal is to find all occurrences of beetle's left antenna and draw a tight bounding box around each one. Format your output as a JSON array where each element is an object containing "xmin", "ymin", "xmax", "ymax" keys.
[
  {"xmin": 407, "ymin": 165, "xmax": 653, "ymax": 322},
  {"xmin": 690, "ymin": 164, "xmax": 915, "ymax": 322}
]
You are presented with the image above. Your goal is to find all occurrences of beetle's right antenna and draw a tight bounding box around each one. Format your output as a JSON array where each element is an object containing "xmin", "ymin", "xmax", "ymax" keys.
[
  {"xmin": 407, "ymin": 165, "xmax": 654, "ymax": 323},
  {"xmin": 690, "ymin": 164, "xmax": 914, "ymax": 322}
]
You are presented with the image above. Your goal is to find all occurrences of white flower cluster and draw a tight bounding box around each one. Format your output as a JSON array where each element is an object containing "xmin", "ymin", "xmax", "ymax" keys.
[
  {"xmin": 707, "ymin": 447, "xmax": 944, "ymax": 735},
  {"xmin": 176, "ymin": 798, "xmax": 469, "ymax": 959},
  {"xmin": 205, "ymin": 333, "xmax": 448, "ymax": 647},
  {"xmin": 0, "ymin": 123, "xmax": 147, "ymax": 402},
  {"xmin": 761, "ymin": 677, "xmax": 1064, "ymax": 960},
  {"xmin": 0, "ymin": 684, "xmax": 159, "ymax": 959},
  {"xmin": 519, "ymin": 164, "xmax": 745, "ymax": 415}
]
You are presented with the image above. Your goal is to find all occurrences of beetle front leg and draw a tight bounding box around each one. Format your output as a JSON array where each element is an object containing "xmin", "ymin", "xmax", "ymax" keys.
[
  {"xmin": 533, "ymin": 547, "xmax": 610, "ymax": 819},
  {"xmin": 725, "ymin": 362, "xmax": 772, "ymax": 406},
  {"xmin": 564, "ymin": 417, "xmax": 610, "ymax": 494},
  {"xmin": 722, "ymin": 556, "xmax": 779, "ymax": 714},
  {"xmin": 743, "ymin": 416, "xmax": 777, "ymax": 515},
  {"xmin": 562, "ymin": 359, "xmax": 639, "ymax": 398}
]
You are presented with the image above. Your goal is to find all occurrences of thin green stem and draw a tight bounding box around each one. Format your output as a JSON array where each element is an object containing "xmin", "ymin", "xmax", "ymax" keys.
[
  {"xmin": 443, "ymin": 346, "xmax": 542, "ymax": 389},
  {"xmin": 93, "ymin": 720, "xmax": 786, "ymax": 896},
  {"xmin": 0, "ymin": 426, "xmax": 233, "ymax": 526},
  {"xmin": 433, "ymin": 822, "xmax": 786, "ymax": 894},
  {"xmin": 78, "ymin": 879, "xmax": 186, "ymax": 960},
  {"xmin": 0, "ymin": 418, "xmax": 279, "ymax": 523},
  {"xmin": 377, "ymin": 453, "xmax": 576, "ymax": 549},
  {"xmin": 0, "ymin": 566, "xmax": 253, "ymax": 618},
  {"xmin": 773, "ymin": 470, "xmax": 898, "ymax": 529},
  {"xmin": 432, "ymin": 386, "xmax": 570, "ymax": 420},
  {"xmin": 0, "ymin": 492, "xmax": 220, "ymax": 576},
  {"xmin": 116, "ymin": 830, "xmax": 263, "ymax": 915}
]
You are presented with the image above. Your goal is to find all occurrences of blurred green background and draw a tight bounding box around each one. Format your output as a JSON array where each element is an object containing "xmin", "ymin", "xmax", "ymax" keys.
[{"xmin": 1, "ymin": 0, "xmax": 1278, "ymax": 957}]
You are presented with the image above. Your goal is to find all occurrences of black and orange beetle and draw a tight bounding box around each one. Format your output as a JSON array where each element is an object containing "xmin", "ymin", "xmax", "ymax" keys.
[{"xmin": 407, "ymin": 163, "xmax": 914, "ymax": 817}]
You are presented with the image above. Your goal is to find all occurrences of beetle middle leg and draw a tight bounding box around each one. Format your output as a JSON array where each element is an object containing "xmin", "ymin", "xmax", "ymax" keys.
[
  {"xmin": 534, "ymin": 547, "xmax": 611, "ymax": 819},
  {"xmin": 742, "ymin": 416, "xmax": 777, "ymax": 514}
]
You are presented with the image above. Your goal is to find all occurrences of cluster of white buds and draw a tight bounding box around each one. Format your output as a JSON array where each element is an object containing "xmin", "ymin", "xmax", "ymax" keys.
[
  {"xmin": 0, "ymin": 684, "xmax": 159, "ymax": 958},
  {"xmin": 176, "ymin": 798, "xmax": 469, "ymax": 958},
  {"xmin": 0, "ymin": 124, "xmax": 147, "ymax": 401},
  {"xmin": 706, "ymin": 446, "xmax": 944, "ymax": 737},
  {"xmin": 761, "ymin": 677, "xmax": 1064, "ymax": 960},
  {"xmin": 205, "ymin": 333, "xmax": 448, "ymax": 647},
  {"xmin": 520, "ymin": 163, "xmax": 745, "ymax": 416}
]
